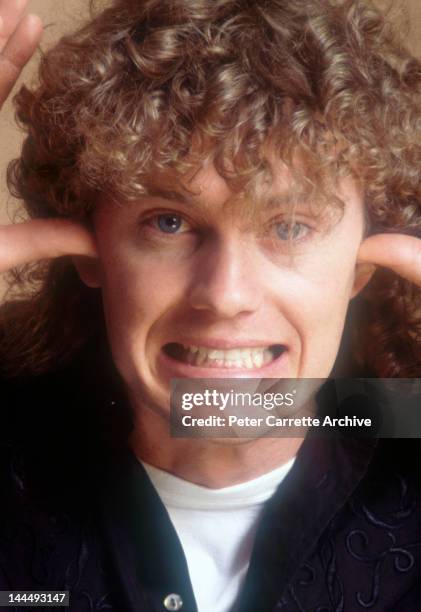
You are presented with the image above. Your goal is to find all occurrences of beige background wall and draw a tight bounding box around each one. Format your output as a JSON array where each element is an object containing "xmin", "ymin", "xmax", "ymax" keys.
[{"xmin": 0, "ymin": 0, "xmax": 421, "ymax": 223}]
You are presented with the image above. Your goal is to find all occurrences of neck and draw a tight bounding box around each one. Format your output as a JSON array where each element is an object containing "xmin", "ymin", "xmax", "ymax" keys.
[{"xmin": 128, "ymin": 404, "xmax": 303, "ymax": 488}]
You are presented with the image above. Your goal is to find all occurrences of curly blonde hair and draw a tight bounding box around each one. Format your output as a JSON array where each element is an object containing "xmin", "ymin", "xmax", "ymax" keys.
[{"xmin": 1, "ymin": 0, "xmax": 420, "ymax": 377}]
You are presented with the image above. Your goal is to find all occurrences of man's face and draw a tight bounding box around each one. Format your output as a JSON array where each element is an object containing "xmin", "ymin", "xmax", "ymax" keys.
[{"xmin": 84, "ymin": 161, "xmax": 366, "ymax": 415}]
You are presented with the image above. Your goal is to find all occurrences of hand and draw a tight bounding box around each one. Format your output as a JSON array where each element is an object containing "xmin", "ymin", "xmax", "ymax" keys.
[
  {"xmin": 358, "ymin": 233, "xmax": 421, "ymax": 287},
  {"xmin": 0, "ymin": 0, "xmax": 43, "ymax": 109},
  {"xmin": 0, "ymin": 219, "xmax": 98, "ymax": 274},
  {"xmin": 0, "ymin": 2, "xmax": 97, "ymax": 274}
]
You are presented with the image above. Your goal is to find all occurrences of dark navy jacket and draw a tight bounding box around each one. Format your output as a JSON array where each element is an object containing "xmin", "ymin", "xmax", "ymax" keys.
[{"xmin": 1, "ymin": 344, "xmax": 421, "ymax": 612}]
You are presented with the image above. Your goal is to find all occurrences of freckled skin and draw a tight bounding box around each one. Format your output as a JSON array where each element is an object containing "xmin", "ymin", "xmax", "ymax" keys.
[{"xmin": 76, "ymin": 161, "xmax": 370, "ymax": 484}]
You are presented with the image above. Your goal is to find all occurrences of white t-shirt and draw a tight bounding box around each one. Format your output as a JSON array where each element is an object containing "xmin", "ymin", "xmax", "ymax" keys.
[{"xmin": 140, "ymin": 458, "xmax": 295, "ymax": 612}]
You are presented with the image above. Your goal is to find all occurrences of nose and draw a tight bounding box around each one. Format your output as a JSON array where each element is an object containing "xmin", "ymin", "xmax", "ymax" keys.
[{"xmin": 186, "ymin": 234, "xmax": 261, "ymax": 318}]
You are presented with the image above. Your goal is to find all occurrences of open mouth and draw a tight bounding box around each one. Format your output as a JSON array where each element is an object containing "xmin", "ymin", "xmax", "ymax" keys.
[{"xmin": 162, "ymin": 343, "xmax": 286, "ymax": 370}]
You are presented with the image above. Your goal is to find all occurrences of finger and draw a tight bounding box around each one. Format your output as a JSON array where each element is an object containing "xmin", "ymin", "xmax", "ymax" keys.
[
  {"xmin": 2, "ymin": 12, "xmax": 42, "ymax": 67},
  {"xmin": 357, "ymin": 233, "xmax": 421, "ymax": 286},
  {"xmin": 0, "ymin": 219, "xmax": 98, "ymax": 274},
  {"xmin": 0, "ymin": 0, "xmax": 28, "ymax": 51},
  {"xmin": 0, "ymin": 13, "xmax": 43, "ymax": 108}
]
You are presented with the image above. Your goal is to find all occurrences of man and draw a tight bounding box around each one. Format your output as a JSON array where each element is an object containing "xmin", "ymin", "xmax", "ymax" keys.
[{"xmin": 0, "ymin": 0, "xmax": 420, "ymax": 610}]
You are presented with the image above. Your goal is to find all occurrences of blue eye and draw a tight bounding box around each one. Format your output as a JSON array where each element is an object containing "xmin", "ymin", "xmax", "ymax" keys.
[
  {"xmin": 156, "ymin": 214, "xmax": 183, "ymax": 233},
  {"xmin": 276, "ymin": 221, "xmax": 310, "ymax": 241}
]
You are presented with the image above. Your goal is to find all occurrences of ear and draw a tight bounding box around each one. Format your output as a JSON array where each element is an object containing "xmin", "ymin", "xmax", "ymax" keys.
[
  {"xmin": 72, "ymin": 255, "xmax": 102, "ymax": 288},
  {"xmin": 351, "ymin": 262, "xmax": 376, "ymax": 298}
]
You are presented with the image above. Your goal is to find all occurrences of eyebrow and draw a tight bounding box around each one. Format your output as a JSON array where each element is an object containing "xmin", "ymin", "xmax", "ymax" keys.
[
  {"xmin": 263, "ymin": 194, "xmax": 321, "ymax": 211},
  {"xmin": 265, "ymin": 194, "xmax": 296, "ymax": 209},
  {"xmin": 139, "ymin": 188, "xmax": 317, "ymax": 213},
  {"xmin": 140, "ymin": 188, "xmax": 199, "ymax": 207}
]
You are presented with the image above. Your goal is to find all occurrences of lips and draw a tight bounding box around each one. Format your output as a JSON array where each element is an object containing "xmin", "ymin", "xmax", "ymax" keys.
[{"xmin": 163, "ymin": 343, "xmax": 286, "ymax": 370}]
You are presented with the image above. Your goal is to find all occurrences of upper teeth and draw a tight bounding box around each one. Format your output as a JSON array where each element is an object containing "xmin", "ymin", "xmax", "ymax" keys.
[{"xmin": 182, "ymin": 345, "xmax": 273, "ymax": 369}]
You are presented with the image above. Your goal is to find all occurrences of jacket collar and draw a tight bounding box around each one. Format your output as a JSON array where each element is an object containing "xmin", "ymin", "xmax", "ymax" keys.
[
  {"xmin": 98, "ymin": 430, "xmax": 378, "ymax": 612},
  {"xmin": 236, "ymin": 435, "xmax": 378, "ymax": 610},
  {"xmin": 99, "ymin": 447, "xmax": 198, "ymax": 612}
]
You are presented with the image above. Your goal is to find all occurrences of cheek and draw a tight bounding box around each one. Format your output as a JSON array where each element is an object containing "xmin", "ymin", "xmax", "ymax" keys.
[
  {"xmin": 270, "ymin": 245, "xmax": 357, "ymax": 322},
  {"xmin": 266, "ymin": 245, "xmax": 358, "ymax": 374},
  {"xmin": 99, "ymin": 249, "xmax": 191, "ymax": 341},
  {"xmin": 277, "ymin": 272, "xmax": 351, "ymax": 336}
]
